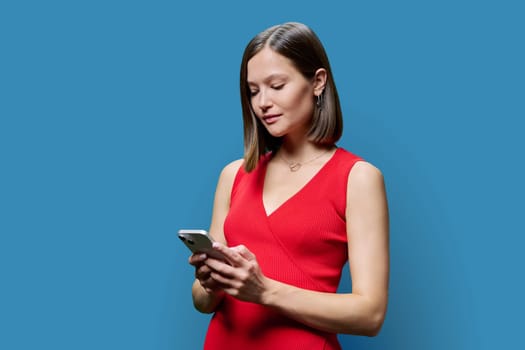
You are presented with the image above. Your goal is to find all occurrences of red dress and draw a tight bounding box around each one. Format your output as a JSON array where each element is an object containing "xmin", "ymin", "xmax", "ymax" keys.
[{"xmin": 204, "ymin": 148, "xmax": 363, "ymax": 350}]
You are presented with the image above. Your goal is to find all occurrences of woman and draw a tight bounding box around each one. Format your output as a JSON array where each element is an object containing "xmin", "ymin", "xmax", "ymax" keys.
[{"xmin": 189, "ymin": 22, "xmax": 389, "ymax": 350}]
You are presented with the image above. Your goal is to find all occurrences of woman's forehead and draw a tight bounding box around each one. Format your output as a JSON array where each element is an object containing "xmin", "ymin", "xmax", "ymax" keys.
[{"xmin": 247, "ymin": 48, "xmax": 297, "ymax": 82}]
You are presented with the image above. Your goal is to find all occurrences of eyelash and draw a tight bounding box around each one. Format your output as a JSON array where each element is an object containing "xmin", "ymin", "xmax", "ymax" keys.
[{"xmin": 250, "ymin": 84, "xmax": 284, "ymax": 96}]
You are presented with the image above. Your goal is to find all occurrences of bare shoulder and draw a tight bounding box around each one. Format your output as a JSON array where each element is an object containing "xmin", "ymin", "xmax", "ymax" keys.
[
  {"xmin": 216, "ymin": 158, "xmax": 244, "ymax": 192},
  {"xmin": 221, "ymin": 158, "xmax": 244, "ymax": 175},
  {"xmin": 219, "ymin": 158, "xmax": 244, "ymax": 182},
  {"xmin": 346, "ymin": 161, "xmax": 386, "ymax": 202},
  {"xmin": 348, "ymin": 161, "xmax": 384, "ymax": 187}
]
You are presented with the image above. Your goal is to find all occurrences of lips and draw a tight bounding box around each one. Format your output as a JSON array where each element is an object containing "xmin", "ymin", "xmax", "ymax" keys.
[{"xmin": 262, "ymin": 114, "xmax": 281, "ymax": 124}]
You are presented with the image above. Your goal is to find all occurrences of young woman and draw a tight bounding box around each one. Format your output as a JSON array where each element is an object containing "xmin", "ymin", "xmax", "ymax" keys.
[{"xmin": 189, "ymin": 22, "xmax": 389, "ymax": 350}]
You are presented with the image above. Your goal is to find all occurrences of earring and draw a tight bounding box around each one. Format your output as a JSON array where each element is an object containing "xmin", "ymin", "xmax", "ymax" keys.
[{"xmin": 316, "ymin": 92, "xmax": 324, "ymax": 108}]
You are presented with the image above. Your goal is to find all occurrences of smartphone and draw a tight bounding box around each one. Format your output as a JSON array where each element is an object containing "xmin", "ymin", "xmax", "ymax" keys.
[{"xmin": 177, "ymin": 229, "xmax": 226, "ymax": 261}]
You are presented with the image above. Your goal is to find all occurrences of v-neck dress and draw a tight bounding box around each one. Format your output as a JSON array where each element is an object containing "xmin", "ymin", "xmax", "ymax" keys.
[{"xmin": 203, "ymin": 148, "xmax": 363, "ymax": 350}]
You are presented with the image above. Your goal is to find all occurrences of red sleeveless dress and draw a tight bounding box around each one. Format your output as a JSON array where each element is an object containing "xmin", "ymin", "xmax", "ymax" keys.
[{"xmin": 204, "ymin": 148, "xmax": 363, "ymax": 350}]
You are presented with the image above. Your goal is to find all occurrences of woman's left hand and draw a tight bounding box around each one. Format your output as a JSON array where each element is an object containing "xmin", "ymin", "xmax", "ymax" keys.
[{"xmin": 204, "ymin": 242, "xmax": 269, "ymax": 304}]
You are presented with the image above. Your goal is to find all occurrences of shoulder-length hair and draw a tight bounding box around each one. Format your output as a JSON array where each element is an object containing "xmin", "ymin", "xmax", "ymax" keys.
[{"xmin": 240, "ymin": 22, "xmax": 343, "ymax": 172}]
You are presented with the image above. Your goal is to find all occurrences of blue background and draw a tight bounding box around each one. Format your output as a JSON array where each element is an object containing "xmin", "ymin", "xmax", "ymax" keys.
[{"xmin": 1, "ymin": 0, "xmax": 523, "ymax": 349}]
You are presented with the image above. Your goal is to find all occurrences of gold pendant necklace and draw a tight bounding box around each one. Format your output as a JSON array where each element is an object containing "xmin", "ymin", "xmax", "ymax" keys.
[{"xmin": 279, "ymin": 149, "xmax": 331, "ymax": 172}]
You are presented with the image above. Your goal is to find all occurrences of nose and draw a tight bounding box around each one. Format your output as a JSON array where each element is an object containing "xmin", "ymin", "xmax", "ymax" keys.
[{"xmin": 257, "ymin": 89, "xmax": 272, "ymax": 112}]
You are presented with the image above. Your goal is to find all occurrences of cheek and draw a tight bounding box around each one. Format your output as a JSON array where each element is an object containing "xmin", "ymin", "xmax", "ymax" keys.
[
  {"xmin": 284, "ymin": 86, "xmax": 314, "ymax": 114},
  {"xmin": 282, "ymin": 87, "xmax": 313, "ymax": 110}
]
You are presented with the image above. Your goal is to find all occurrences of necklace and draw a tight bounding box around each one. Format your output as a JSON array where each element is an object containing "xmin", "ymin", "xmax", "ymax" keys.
[{"xmin": 278, "ymin": 148, "xmax": 332, "ymax": 172}]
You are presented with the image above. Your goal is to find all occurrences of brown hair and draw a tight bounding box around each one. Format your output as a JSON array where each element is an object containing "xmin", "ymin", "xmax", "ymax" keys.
[{"xmin": 240, "ymin": 22, "xmax": 343, "ymax": 172}]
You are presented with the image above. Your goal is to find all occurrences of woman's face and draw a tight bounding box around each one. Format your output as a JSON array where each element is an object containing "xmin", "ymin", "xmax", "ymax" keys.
[{"xmin": 247, "ymin": 47, "xmax": 317, "ymax": 139}]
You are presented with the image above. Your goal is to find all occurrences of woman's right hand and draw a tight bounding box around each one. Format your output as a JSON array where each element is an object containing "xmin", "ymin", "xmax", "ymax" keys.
[{"xmin": 189, "ymin": 253, "xmax": 224, "ymax": 294}]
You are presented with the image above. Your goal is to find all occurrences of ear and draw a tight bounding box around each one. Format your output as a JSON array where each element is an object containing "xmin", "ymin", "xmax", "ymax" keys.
[{"xmin": 313, "ymin": 68, "xmax": 327, "ymax": 96}]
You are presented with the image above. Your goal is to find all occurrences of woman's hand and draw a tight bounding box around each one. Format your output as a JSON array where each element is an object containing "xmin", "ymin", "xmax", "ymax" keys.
[
  {"xmin": 204, "ymin": 243, "xmax": 270, "ymax": 304},
  {"xmin": 189, "ymin": 253, "xmax": 226, "ymax": 294}
]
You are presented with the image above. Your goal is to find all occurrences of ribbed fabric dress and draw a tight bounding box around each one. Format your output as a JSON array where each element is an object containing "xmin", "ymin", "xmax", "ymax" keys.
[{"xmin": 203, "ymin": 148, "xmax": 363, "ymax": 350}]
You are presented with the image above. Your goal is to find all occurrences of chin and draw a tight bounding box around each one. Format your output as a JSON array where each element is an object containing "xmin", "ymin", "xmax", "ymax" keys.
[
  {"xmin": 264, "ymin": 125, "xmax": 286, "ymax": 138},
  {"xmin": 267, "ymin": 129, "xmax": 287, "ymax": 138}
]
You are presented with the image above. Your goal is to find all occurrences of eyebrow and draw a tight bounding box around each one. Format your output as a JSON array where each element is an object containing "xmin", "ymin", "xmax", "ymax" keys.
[{"xmin": 247, "ymin": 73, "xmax": 288, "ymax": 86}]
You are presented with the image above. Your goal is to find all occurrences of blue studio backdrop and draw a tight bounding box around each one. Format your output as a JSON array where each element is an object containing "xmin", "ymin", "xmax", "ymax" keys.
[{"xmin": 1, "ymin": 1, "xmax": 524, "ymax": 349}]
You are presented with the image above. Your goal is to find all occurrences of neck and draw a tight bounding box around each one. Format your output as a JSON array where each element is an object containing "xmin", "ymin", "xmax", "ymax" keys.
[{"xmin": 279, "ymin": 136, "xmax": 333, "ymax": 161}]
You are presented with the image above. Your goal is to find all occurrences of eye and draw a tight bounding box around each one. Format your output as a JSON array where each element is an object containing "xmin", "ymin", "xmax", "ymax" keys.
[
  {"xmin": 250, "ymin": 90, "xmax": 259, "ymax": 96},
  {"xmin": 271, "ymin": 84, "xmax": 284, "ymax": 90}
]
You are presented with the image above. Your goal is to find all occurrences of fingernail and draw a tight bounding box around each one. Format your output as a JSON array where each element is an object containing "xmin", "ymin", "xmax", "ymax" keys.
[
  {"xmin": 200, "ymin": 254, "xmax": 207, "ymax": 259},
  {"xmin": 212, "ymin": 242, "xmax": 220, "ymax": 248}
]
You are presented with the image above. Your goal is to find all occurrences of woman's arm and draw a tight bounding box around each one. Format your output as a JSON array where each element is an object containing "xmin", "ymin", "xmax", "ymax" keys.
[
  {"xmin": 206, "ymin": 161, "xmax": 389, "ymax": 335},
  {"xmin": 189, "ymin": 159, "xmax": 244, "ymax": 314}
]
